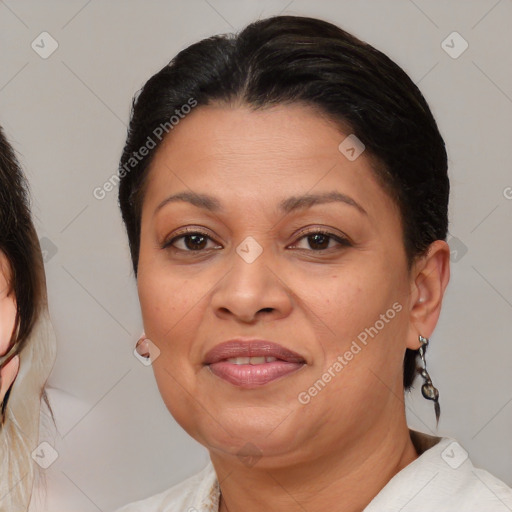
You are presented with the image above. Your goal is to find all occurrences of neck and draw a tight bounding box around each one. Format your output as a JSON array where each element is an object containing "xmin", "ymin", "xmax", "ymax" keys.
[{"xmin": 212, "ymin": 416, "xmax": 418, "ymax": 512}]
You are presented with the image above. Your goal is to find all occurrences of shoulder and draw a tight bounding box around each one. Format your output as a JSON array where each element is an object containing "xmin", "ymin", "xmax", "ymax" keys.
[
  {"xmin": 114, "ymin": 462, "xmax": 219, "ymax": 512},
  {"xmin": 365, "ymin": 430, "xmax": 512, "ymax": 511}
]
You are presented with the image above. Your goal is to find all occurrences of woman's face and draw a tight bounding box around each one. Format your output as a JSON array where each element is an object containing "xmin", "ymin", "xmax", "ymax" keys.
[
  {"xmin": 137, "ymin": 104, "xmax": 421, "ymax": 466},
  {"xmin": 0, "ymin": 252, "xmax": 19, "ymax": 401}
]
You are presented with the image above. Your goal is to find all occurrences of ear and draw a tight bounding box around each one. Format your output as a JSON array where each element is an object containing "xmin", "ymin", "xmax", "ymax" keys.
[
  {"xmin": 0, "ymin": 251, "xmax": 20, "ymax": 402},
  {"xmin": 405, "ymin": 240, "xmax": 451, "ymax": 350}
]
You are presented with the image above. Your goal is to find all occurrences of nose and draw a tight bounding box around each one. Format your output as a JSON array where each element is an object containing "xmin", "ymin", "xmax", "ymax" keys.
[{"xmin": 210, "ymin": 247, "xmax": 293, "ymax": 324}]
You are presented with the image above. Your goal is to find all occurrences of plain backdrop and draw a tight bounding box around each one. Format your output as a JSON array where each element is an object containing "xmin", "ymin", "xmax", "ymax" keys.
[{"xmin": 1, "ymin": 1, "xmax": 511, "ymax": 510}]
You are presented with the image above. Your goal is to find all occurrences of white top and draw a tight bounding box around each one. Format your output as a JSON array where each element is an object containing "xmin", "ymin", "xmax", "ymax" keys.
[{"xmin": 115, "ymin": 430, "xmax": 512, "ymax": 512}]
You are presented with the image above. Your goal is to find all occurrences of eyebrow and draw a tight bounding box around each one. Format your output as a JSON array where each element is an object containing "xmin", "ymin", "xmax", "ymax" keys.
[
  {"xmin": 280, "ymin": 191, "xmax": 367, "ymax": 216},
  {"xmin": 154, "ymin": 191, "xmax": 222, "ymax": 216},
  {"xmin": 154, "ymin": 190, "xmax": 367, "ymax": 216}
]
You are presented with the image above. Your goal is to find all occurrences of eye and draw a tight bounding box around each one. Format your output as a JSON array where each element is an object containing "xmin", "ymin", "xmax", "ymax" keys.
[
  {"xmin": 289, "ymin": 229, "xmax": 351, "ymax": 251},
  {"xmin": 162, "ymin": 227, "xmax": 351, "ymax": 253},
  {"xmin": 162, "ymin": 229, "xmax": 222, "ymax": 252}
]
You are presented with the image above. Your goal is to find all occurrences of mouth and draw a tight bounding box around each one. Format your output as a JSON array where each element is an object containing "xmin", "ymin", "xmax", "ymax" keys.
[{"xmin": 203, "ymin": 339, "xmax": 306, "ymax": 388}]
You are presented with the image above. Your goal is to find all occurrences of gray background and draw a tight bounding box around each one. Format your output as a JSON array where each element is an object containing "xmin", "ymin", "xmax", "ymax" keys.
[{"xmin": 1, "ymin": 0, "xmax": 511, "ymax": 510}]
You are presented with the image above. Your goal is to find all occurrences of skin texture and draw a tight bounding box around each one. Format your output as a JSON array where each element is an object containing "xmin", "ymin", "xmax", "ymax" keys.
[
  {"xmin": 0, "ymin": 252, "xmax": 20, "ymax": 404},
  {"xmin": 137, "ymin": 103, "xmax": 450, "ymax": 512}
]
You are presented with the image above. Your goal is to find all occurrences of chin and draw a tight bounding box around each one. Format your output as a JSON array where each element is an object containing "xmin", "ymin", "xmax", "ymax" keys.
[{"xmin": 196, "ymin": 410, "xmax": 305, "ymax": 459}]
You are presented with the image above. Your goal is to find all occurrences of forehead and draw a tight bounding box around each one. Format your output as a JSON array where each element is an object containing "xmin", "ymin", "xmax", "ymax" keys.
[
  {"xmin": 142, "ymin": 103, "xmax": 398, "ymax": 224},
  {"xmin": 157, "ymin": 102, "xmax": 346, "ymax": 162}
]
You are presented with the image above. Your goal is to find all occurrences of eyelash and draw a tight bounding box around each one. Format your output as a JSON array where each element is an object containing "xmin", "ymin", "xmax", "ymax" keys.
[{"xmin": 162, "ymin": 227, "xmax": 351, "ymax": 254}]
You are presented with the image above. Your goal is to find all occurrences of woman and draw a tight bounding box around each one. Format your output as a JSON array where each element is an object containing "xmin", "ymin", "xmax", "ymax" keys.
[
  {"xmin": 115, "ymin": 15, "xmax": 512, "ymax": 511},
  {"xmin": 0, "ymin": 125, "xmax": 57, "ymax": 511}
]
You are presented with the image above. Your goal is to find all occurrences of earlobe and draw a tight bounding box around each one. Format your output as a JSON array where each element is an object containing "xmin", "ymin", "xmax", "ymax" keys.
[
  {"xmin": 136, "ymin": 332, "xmax": 150, "ymax": 358},
  {"xmin": 406, "ymin": 240, "xmax": 451, "ymax": 350}
]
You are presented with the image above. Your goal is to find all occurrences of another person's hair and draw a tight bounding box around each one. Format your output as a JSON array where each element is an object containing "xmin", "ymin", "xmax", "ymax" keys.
[
  {"xmin": 118, "ymin": 15, "xmax": 449, "ymax": 391},
  {"xmin": 0, "ymin": 124, "xmax": 56, "ymax": 510}
]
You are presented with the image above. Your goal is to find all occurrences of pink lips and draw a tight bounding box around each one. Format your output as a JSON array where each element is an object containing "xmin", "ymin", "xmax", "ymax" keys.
[{"xmin": 204, "ymin": 339, "xmax": 306, "ymax": 388}]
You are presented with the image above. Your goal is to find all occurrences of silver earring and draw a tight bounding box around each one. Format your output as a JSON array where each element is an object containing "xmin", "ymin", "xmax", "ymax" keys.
[{"xmin": 418, "ymin": 335, "xmax": 440, "ymax": 425}]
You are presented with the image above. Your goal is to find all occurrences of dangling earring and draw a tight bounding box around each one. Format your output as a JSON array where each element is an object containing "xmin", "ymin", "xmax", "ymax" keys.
[{"xmin": 418, "ymin": 335, "xmax": 440, "ymax": 425}]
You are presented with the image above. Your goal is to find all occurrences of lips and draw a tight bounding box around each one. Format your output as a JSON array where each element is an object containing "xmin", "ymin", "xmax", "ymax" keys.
[{"xmin": 204, "ymin": 339, "xmax": 306, "ymax": 387}]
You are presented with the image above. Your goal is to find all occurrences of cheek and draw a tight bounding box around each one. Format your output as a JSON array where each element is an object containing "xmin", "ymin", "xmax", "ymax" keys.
[
  {"xmin": 136, "ymin": 261, "xmax": 211, "ymax": 405},
  {"xmin": 151, "ymin": 361, "xmax": 205, "ymax": 442},
  {"xmin": 308, "ymin": 261, "xmax": 409, "ymax": 378},
  {"xmin": 0, "ymin": 294, "xmax": 16, "ymax": 353},
  {"xmin": 137, "ymin": 268, "xmax": 204, "ymax": 433},
  {"xmin": 306, "ymin": 269, "xmax": 392, "ymax": 340},
  {"xmin": 137, "ymin": 261, "xmax": 196, "ymax": 343}
]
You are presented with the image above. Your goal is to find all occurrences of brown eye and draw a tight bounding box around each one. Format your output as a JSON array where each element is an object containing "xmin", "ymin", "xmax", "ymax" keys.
[
  {"xmin": 163, "ymin": 230, "xmax": 221, "ymax": 252},
  {"xmin": 306, "ymin": 233, "xmax": 330, "ymax": 250},
  {"xmin": 182, "ymin": 234, "xmax": 208, "ymax": 251},
  {"xmin": 290, "ymin": 230, "xmax": 351, "ymax": 251}
]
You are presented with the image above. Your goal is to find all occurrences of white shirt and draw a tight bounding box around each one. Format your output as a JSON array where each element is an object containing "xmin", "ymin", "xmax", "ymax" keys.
[{"xmin": 114, "ymin": 429, "xmax": 512, "ymax": 512}]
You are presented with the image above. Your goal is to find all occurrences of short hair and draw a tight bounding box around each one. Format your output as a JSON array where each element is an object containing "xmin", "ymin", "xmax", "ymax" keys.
[{"xmin": 118, "ymin": 15, "xmax": 449, "ymax": 391}]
